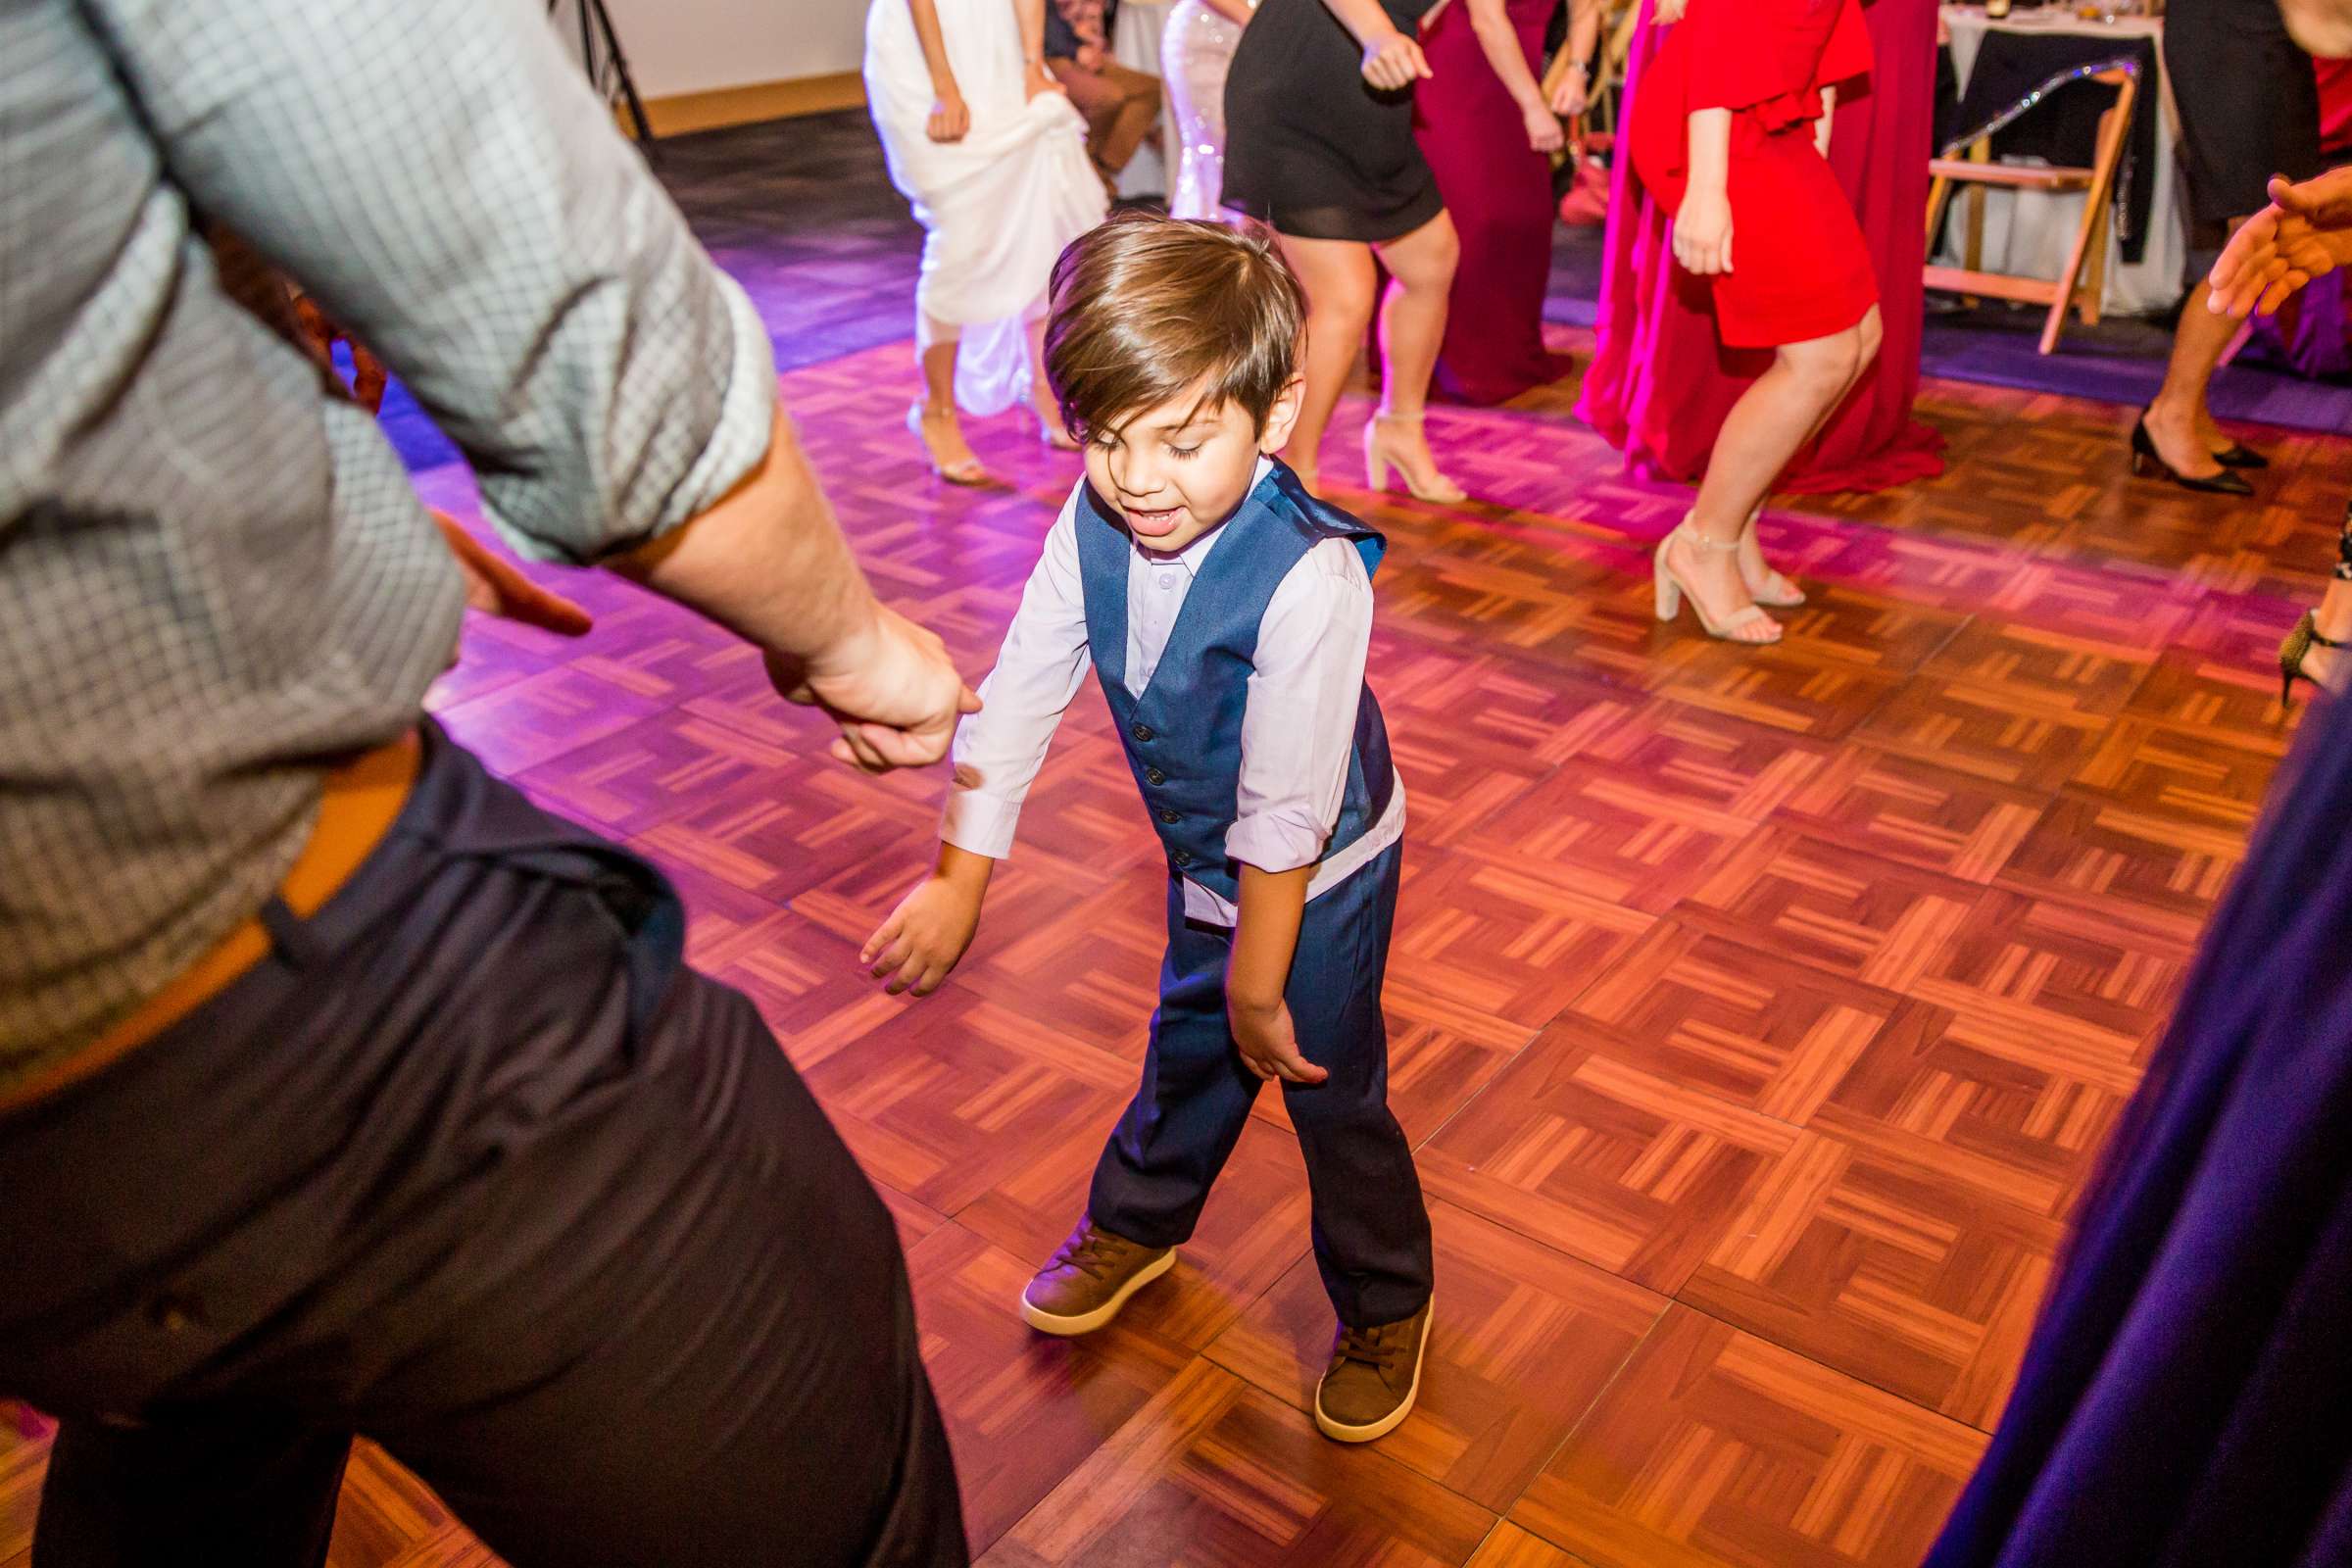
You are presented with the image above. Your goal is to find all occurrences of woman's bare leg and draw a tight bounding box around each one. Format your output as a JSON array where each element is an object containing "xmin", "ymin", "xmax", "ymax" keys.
[
  {"xmin": 2143, "ymin": 276, "xmax": 2238, "ymax": 480},
  {"xmin": 1667, "ymin": 322, "xmax": 1866, "ymax": 643},
  {"xmin": 1275, "ymin": 232, "xmax": 1379, "ymax": 493},
  {"xmin": 1738, "ymin": 306, "xmax": 1882, "ymax": 595},
  {"xmin": 1367, "ymin": 210, "xmax": 1463, "ymax": 491},
  {"xmin": 914, "ymin": 320, "xmax": 986, "ymax": 478}
]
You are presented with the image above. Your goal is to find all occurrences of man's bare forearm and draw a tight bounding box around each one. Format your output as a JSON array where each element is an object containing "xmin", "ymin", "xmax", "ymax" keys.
[{"xmin": 614, "ymin": 407, "xmax": 880, "ymax": 665}]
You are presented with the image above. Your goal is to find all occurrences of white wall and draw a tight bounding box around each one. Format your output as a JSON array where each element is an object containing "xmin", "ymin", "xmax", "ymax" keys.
[{"xmin": 579, "ymin": 0, "xmax": 867, "ymax": 97}]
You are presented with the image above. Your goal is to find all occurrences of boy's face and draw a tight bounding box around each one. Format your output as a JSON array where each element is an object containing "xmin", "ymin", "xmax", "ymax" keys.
[{"xmin": 1081, "ymin": 375, "xmax": 1303, "ymax": 555}]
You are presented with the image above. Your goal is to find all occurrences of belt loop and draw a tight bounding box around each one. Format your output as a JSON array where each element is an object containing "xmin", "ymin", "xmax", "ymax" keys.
[{"xmin": 257, "ymin": 896, "xmax": 327, "ymax": 971}]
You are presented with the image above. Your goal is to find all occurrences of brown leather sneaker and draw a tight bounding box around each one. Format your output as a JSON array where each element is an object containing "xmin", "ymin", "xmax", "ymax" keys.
[
  {"xmin": 1313, "ymin": 1298, "xmax": 1432, "ymax": 1443},
  {"xmin": 1018, "ymin": 1219, "xmax": 1176, "ymax": 1337}
]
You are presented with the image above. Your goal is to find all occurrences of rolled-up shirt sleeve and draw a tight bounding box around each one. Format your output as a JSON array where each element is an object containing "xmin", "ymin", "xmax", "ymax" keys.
[
  {"xmin": 1227, "ymin": 539, "xmax": 1375, "ymax": 876},
  {"xmin": 82, "ymin": 0, "xmax": 775, "ymax": 564},
  {"xmin": 941, "ymin": 492, "xmax": 1094, "ymax": 858}
]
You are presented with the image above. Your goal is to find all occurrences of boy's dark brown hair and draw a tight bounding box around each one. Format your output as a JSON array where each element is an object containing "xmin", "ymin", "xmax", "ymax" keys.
[{"xmin": 1044, "ymin": 213, "xmax": 1306, "ymax": 442}]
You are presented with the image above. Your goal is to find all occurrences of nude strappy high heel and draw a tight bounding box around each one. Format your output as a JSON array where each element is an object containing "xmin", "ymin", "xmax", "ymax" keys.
[
  {"xmin": 1654, "ymin": 519, "xmax": 1782, "ymax": 644},
  {"xmin": 907, "ymin": 401, "xmax": 989, "ymax": 486},
  {"xmin": 1364, "ymin": 411, "xmax": 1466, "ymax": 505}
]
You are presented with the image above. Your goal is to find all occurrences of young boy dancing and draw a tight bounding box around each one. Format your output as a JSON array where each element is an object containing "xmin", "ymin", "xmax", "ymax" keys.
[{"xmin": 862, "ymin": 214, "xmax": 1435, "ymax": 1443}]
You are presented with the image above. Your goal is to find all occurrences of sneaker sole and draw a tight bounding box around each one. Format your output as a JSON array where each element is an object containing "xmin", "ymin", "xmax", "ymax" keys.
[
  {"xmin": 1313, "ymin": 1301, "xmax": 1432, "ymax": 1445},
  {"xmin": 1018, "ymin": 1248, "xmax": 1175, "ymax": 1337}
]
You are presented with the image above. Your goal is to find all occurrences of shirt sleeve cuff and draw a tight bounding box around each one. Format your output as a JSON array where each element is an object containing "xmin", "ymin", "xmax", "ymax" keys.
[
  {"xmin": 647, "ymin": 276, "xmax": 779, "ymax": 538},
  {"xmin": 942, "ymin": 791, "xmax": 1022, "ymax": 861},
  {"xmin": 1225, "ymin": 812, "xmax": 1329, "ymax": 876}
]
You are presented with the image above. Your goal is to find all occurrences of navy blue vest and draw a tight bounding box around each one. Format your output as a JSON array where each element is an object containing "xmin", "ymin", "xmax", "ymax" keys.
[{"xmin": 1073, "ymin": 461, "xmax": 1396, "ymax": 901}]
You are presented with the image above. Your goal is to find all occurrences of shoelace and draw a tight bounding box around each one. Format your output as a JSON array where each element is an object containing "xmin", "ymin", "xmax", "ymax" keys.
[
  {"xmin": 1333, "ymin": 1320, "xmax": 1404, "ymax": 1372},
  {"xmin": 1053, "ymin": 1231, "xmax": 1129, "ymax": 1282}
]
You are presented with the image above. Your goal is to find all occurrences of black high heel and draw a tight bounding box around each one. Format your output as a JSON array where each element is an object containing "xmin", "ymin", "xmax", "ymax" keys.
[
  {"xmin": 2130, "ymin": 418, "xmax": 2254, "ymax": 497},
  {"xmin": 2214, "ymin": 441, "xmax": 2270, "ymax": 470},
  {"xmin": 2278, "ymin": 611, "xmax": 2343, "ymax": 706}
]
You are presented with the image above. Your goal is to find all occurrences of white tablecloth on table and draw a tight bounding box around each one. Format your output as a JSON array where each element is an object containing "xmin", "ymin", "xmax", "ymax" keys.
[
  {"xmin": 1936, "ymin": 5, "xmax": 2186, "ymax": 316},
  {"xmin": 1112, "ymin": 0, "xmax": 1182, "ymax": 199}
]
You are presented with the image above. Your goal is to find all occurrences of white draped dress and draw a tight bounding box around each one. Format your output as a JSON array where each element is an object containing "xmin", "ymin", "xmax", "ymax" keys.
[{"xmin": 865, "ymin": 0, "xmax": 1107, "ymax": 414}]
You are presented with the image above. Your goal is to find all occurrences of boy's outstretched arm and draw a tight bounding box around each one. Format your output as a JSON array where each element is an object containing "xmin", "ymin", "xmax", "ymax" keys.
[
  {"xmin": 1227, "ymin": 863, "xmax": 1328, "ymax": 1086},
  {"xmin": 865, "ymin": 843, "xmax": 996, "ymax": 996},
  {"xmin": 862, "ymin": 492, "xmax": 1092, "ymax": 996}
]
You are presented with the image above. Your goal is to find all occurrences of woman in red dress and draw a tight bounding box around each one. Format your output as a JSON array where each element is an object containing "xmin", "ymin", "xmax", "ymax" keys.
[
  {"xmin": 1583, "ymin": 0, "xmax": 1941, "ymax": 498},
  {"xmin": 1630, "ymin": 0, "xmax": 1883, "ymax": 645}
]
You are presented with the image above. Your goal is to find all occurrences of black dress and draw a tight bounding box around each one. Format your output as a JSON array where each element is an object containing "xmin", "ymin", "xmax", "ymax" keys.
[
  {"xmin": 2163, "ymin": 0, "xmax": 2323, "ymax": 235},
  {"xmin": 1221, "ymin": 0, "xmax": 1446, "ymax": 242}
]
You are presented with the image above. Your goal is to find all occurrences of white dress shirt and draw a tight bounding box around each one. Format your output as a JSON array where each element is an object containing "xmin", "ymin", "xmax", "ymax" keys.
[{"xmin": 944, "ymin": 462, "xmax": 1407, "ymax": 924}]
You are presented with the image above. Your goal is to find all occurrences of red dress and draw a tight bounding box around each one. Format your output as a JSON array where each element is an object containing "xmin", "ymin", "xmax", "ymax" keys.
[{"xmin": 1628, "ymin": 0, "xmax": 1877, "ymax": 348}]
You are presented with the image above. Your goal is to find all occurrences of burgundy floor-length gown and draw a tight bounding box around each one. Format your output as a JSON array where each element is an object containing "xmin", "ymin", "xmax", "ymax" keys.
[
  {"xmin": 1580, "ymin": 0, "xmax": 1943, "ymax": 493},
  {"xmin": 1415, "ymin": 0, "xmax": 1577, "ymax": 404}
]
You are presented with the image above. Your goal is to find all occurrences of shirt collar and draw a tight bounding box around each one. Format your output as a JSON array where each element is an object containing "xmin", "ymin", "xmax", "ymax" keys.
[{"xmin": 1133, "ymin": 456, "xmax": 1272, "ymax": 571}]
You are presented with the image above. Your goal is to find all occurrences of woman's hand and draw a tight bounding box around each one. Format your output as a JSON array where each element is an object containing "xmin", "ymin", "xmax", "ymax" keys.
[
  {"xmin": 926, "ymin": 84, "xmax": 971, "ymax": 141},
  {"xmin": 1023, "ymin": 58, "xmax": 1063, "ymax": 101},
  {"xmin": 1359, "ymin": 27, "xmax": 1433, "ymax": 89},
  {"xmin": 1674, "ymin": 185, "xmax": 1733, "ymax": 275},
  {"xmin": 1522, "ymin": 99, "xmax": 1565, "ymax": 154},
  {"xmin": 1547, "ymin": 62, "xmax": 1588, "ymax": 119}
]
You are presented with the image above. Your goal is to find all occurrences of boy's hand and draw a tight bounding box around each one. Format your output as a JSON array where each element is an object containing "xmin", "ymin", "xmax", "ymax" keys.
[
  {"xmin": 1228, "ymin": 996, "xmax": 1328, "ymax": 1086},
  {"xmin": 864, "ymin": 874, "xmax": 984, "ymax": 996}
]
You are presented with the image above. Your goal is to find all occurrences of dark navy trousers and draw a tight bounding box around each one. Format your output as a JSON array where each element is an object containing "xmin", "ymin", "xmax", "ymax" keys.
[
  {"xmin": 1086, "ymin": 843, "xmax": 1434, "ymax": 1329},
  {"xmin": 0, "ymin": 723, "xmax": 965, "ymax": 1568}
]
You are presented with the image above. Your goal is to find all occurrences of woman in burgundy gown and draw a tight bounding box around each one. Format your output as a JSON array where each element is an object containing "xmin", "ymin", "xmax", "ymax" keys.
[
  {"xmin": 1581, "ymin": 0, "xmax": 1944, "ymax": 494},
  {"xmin": 1414, "ymin": 0, "xmax": 1593, "ymax": 404}
]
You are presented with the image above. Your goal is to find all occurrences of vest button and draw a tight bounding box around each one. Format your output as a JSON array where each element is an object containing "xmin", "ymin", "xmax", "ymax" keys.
[
  {"xmin": 1145, "ymin": 767, "xmax": 1166, "ymax": 785},
  {"xmin": 1171, "ymin": 850, "xmax": 1194, "ymax": 866},
  {"xmin": 1157, "ymin": 808, "xmax": 1181, "ymax": 824},
  {"xmin": 1131, "ymin": 722, "xmax": 1154, "ymax": 743}
]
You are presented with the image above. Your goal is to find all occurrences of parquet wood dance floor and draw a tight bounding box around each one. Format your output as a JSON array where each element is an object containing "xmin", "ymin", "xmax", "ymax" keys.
[{"xmin": 3, "ymin": 323, "xmax": 2333, "ymax": 1567}]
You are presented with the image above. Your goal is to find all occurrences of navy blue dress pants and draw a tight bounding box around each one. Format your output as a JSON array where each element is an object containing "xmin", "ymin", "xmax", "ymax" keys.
[
  {"xmin": 1085, "ymin": 844, "xmax": 1434, "ymax": 1328},
  {"xmin": 0, "ymin": 723, "xmax": 965, "ymax": 1568}
]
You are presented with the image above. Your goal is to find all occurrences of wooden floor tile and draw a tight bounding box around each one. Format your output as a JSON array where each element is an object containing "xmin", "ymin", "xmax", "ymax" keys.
[
  {"xmin": 1463, "ymin": 1523, "xmax": 1592, "ymax": 1568},
  {"xmin": 1851, "ymin": 676, "xmax": 2115, "ymax": 792},
  {"xmin": 1565, "ymin": 920, "xmax": 1905, "ymax": 1125},
  {"xmin": 1993, "ymin": 792, "xmax": 2245, "ymax": 944},
  {"xmin": 1909, "ymin": 617, "xmax": 2152, "ymax": 719},
  {"xmin": 906, "ymin": 1223, "xmax": 1191, "ymax": 1553},
  {"xmin": 1677, "ymin": 830, "xmax": 1984, "ymax": 994},
  {"xmin": 1511, "ymin": 1306, "xmax": 1986, "ymax": 1568},
  {"xmin": 513, "ymin": 710, "xmax": 802, "ymax": 837},
  {"xmin": 980, "ymin": 1359, "xmax": 1498, "ymax": 1567},
  {"xmin": 1903, "ymin": 890, "xmax": 2195, "ymax": 1075},
  {"xmin": 1811, "ymin": 1001, "xmax": 2127, "ymax": 1221},
  {"xmin": 1205, "ymin": 1200, "xmax": 1666, "ymax": 1513},
  {"xmin": 1675, "ymin": 1127, "xmax": 2064, "ymax": 1428},
  {"xmin": 1774, "ymin": 748, "xmax": 2044, "ymax": 885},
  {"xmin": 1387, "ymin": 849, "xmax": 1652, "ymax": 1031},
  {"xmin": 797, "ymin": 983, "xmax": 1138, "ymax": 1215},
  {"xmin": 1419, "ymin": 1017, "xmax": 1801, "ymax": 1292}
]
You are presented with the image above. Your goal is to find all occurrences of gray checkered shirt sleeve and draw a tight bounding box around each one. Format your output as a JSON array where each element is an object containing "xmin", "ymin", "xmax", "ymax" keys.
[
  {"xmin": 1, "ymin": 0, "xmax": 776, "ymax": 1076},
  {"xmin": 80, "ymin": 0, "xmax": 777, "ymax": 563}
]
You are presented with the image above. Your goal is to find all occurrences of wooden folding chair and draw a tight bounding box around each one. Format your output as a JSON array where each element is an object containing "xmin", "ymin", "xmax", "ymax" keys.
[{"xmin": 1923, "ymin": 64, "xmax": 2138, "ymax": 355}]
